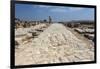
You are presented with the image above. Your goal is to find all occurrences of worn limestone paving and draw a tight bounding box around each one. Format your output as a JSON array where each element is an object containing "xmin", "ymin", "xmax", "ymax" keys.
[{"xmin": 15, "ymin": 23, "xmax": 94, "ymax": 65}]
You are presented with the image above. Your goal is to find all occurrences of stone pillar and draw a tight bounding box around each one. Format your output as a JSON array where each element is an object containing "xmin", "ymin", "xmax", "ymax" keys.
[{"xmin": 49, "ymin": 16, "xmax": 52, "ymax": 24}]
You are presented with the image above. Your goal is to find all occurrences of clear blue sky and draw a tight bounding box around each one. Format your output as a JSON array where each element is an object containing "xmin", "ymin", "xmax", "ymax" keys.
[{"xmin": 15, "ymin": 4, "xmax": 94, "ymax": 22}]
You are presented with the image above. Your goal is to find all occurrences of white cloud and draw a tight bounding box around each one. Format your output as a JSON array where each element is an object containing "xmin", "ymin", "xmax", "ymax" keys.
[
  {"xmin": 38, "ymin": 5, "xmax": 53, "ymax": 8},
  {"xmin": 50, "ymin": 7, "xmax": 84, "ymax": 12},
  {"xmin": 50, "ymin": 8, "xmax": 67, "ymax": 12},
  {"xmin": 37, "ymin": 5, "xmax": 67, "ymax": 12},
  {"xmin": 33, "ymin": 5, "xmax": 84, "ymax": 12},
  {"xmin": 69, "ymin": 7, "xmax": 84, "ymax": 11}
]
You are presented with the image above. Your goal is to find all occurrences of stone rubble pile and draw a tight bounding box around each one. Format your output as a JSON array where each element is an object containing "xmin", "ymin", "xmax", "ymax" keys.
[{"xmin": 15, "ymin": 23, "xmax": 49, "ymax": 46}]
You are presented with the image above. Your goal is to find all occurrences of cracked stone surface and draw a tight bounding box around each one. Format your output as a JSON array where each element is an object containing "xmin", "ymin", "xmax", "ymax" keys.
[{"xmin": 15, "ymin": 23, "xmax": 94, "ymax": 65}]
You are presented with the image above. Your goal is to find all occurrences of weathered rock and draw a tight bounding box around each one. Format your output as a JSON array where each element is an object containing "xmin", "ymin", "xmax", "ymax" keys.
[
  {"xmin": 15, "ymin": 40, "xmax": 19, "ymax": 45},
  {"xmin": 15, "ymin": 23, "xmax": 94, "ymax": 65}
]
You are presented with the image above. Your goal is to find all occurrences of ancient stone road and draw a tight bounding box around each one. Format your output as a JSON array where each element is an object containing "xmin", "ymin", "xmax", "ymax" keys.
[{"xmin": 15, "ymin": 23, "xmax": 94, "ymax": 65}]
